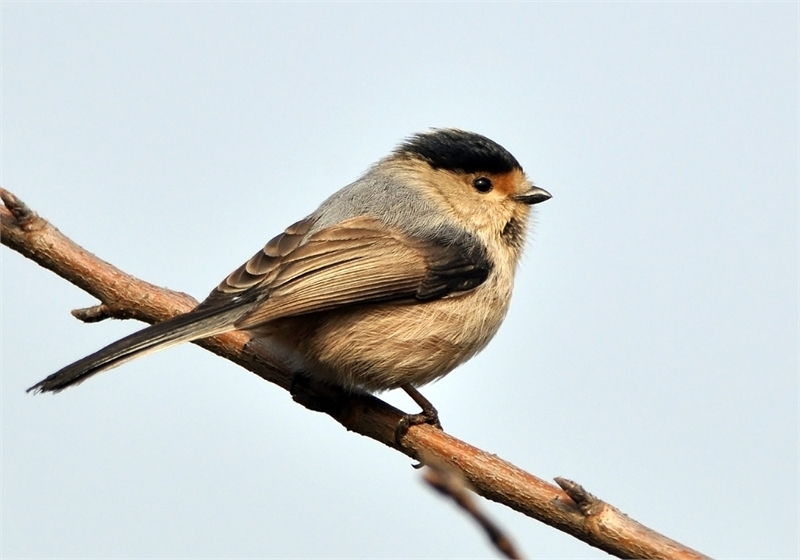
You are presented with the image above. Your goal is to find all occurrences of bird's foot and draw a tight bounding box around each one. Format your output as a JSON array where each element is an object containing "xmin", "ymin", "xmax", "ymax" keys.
[{"xmin": 395, "ymin": 384, "xmax": 443, "ymax": 445}]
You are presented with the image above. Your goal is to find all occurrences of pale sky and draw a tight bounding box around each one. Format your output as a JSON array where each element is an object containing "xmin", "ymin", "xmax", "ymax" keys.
[{"xmin": 2, "ymin": 3, "xmax": 797, "ymax": 558}]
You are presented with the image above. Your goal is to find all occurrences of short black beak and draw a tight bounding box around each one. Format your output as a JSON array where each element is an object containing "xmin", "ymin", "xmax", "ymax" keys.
[{"xmin": 514, "ymin": 186, "xmax": 552, "ymax": 205}]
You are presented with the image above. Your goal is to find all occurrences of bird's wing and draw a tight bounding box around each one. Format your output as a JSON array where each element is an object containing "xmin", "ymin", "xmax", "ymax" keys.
[
  {"xmin": 28, "ymin": 216, "xmax": 490, "ymax": 394},
  {"xmin": 198, "ymin": 215, "xmax": 492, "ymax": 330}
]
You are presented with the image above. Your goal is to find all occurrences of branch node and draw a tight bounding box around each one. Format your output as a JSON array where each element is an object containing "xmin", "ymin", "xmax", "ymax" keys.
[
  {"xmin": 0, "ymin": 187, "xmax": 41, "ymax": 230},
  {"xmin": 71, "ymin": 302, "xmax": 144, "ymax": 323},
  {"xmin": 554, "ymin": 477, "xmax": 602, "ymax": 516},
  {"xmin": 72, "ymin": 304, "xmax": 112, "ymax": 323}
]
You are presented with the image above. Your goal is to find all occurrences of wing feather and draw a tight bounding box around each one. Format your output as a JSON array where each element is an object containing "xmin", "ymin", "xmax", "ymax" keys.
[
  {"xmin": 234, "ymin": 238, "xmax": 425, "ymax": 328},
  {"xmin": 199, "ymin": 216, "xmax": 492, "ymax": 329}
]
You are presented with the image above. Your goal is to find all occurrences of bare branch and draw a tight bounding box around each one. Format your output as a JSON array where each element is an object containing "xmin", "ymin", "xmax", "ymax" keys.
[
  {"xmin": 422, "ymin": 452, "xmax": 524, "ymax": 559},
  {"xmin": 1, "ymin": 187, "xmax": 712, "ymax": 560}
]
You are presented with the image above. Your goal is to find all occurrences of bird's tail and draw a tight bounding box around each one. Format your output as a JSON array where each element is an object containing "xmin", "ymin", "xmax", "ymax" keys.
[{"xmin": 27, "ymin": 300, "xmax": 253, "ymax": 394}]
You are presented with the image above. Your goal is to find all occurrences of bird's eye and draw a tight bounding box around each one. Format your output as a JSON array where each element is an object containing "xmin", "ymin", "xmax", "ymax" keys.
[{"xmin": 473, "ymin": 177, "xmax": 493, "ymax": 193}]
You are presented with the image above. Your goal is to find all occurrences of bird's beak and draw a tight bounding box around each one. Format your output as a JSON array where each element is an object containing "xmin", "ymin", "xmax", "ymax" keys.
[{"xmin": 514, "ymin": 186, "xmax": 552, "ymax": 205}]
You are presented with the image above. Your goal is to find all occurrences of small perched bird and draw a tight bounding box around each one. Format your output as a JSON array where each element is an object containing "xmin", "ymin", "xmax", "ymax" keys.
[{"xmin": 29, "ymin": 129, "xmax": 551, "ymax": 434}]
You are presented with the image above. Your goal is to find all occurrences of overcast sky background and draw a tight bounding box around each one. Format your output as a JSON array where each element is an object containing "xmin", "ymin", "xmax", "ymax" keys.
[{"xmin": 2, "ymin": 3, "xmax": 797, "ymax": 559}]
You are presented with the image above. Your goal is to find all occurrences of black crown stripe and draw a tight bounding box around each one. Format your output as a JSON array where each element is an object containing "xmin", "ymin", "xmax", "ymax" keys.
[{"xmin": 396, "ymin": 129, "xmax": 521, "ymax": 175}]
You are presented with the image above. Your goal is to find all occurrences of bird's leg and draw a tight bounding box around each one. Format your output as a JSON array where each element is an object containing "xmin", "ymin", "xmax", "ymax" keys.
[{"xmin": 395, "ymin": 384, "xmax": 443, "ymax": 444}]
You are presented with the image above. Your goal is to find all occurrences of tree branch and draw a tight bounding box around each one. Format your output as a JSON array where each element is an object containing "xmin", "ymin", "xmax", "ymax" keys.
[
  {"xmin": 1, "ymin": 187, "xmax": 712, "ymax": 560},
  {"xmin": 422, "ymin": 451, "xmax": 524, "ymax": 559}
]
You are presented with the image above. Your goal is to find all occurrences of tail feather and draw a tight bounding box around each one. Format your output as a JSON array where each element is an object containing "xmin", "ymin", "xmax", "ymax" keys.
[{"xmin": 28, "ymin": 301, "xmax": 251, "ymax": 394}]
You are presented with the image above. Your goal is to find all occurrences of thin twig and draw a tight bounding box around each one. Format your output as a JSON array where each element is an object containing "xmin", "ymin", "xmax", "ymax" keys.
[
  {"xmin": 422, "ymin": 452, "xmax": 524, "ymax": 559},
  {"xmin": 1, "ymin": 187, "xmax": 713, "ymax": 560}
]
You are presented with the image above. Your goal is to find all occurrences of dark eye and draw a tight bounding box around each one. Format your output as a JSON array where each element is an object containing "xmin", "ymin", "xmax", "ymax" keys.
[{"xmin": 473, "ymin": 177, "xmax": 493, "ymax": 193}]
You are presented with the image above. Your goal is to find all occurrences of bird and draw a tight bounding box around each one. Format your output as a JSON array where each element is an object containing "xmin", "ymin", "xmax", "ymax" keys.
[{"xmin": 28, "ymin": 128, "xmax": 551, "ymax": 435}]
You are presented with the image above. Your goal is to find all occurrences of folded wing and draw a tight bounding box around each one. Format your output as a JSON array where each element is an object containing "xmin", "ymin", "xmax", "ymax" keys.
[{"xmin": 29, "ymin": 216, "xmax": 490, "ymax": 393}]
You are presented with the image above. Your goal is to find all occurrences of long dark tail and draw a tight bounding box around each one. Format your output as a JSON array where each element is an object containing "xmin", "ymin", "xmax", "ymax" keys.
[{"xmin": 27, "ymin": 302, "xmax": 251, "ymax": 394}]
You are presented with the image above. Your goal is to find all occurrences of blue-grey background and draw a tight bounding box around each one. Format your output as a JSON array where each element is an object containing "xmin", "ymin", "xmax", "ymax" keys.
[{"xmin": 2, "ymin": 3, "xmax": 797, "ymax": 559}]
